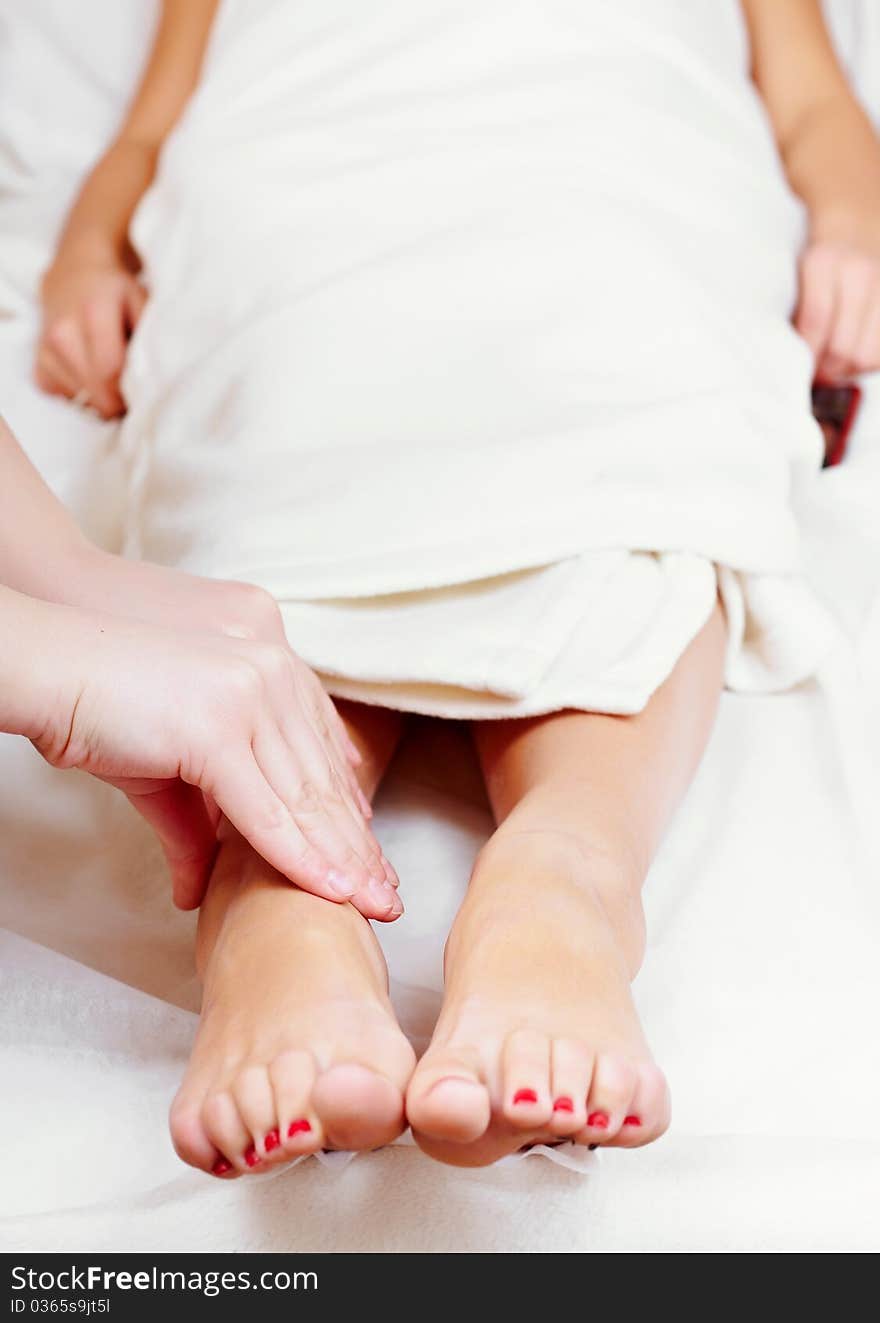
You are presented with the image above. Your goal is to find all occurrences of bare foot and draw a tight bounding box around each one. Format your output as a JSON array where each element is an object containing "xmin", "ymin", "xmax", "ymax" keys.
[
  {"xmin": 406, "ymin": 831, "xmax": 669, "ymax": 1167},
  {"xmin": 170, "ymin": 837, "xmax": 415, "ymax": 1176}
]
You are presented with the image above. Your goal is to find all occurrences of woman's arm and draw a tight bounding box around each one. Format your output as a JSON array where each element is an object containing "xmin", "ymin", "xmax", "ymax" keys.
[
  {"xmin": 742, "ymin": 0, "xmax": 880, "ymax": 380},
  {"xmin": 35, "ymin": 0, "xmax": 220, "ymax": 417},
  {"xmin": 742, "ymin": 0, "xmax": 880, "ymax": 224}
]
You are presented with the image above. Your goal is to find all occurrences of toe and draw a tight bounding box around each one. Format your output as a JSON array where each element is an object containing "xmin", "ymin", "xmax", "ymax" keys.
[
  {"xmin": 234, "ymin": 1065, "xmax": 280, "ymax": 1165},
  {"xmin": 312, "ymin": 1063, "xmax": 406, "ymax": 1150},
  {"xmin": 578, "ymin": 1053, "xmax": 639, "ymax": 1145},
  {"xmin": 500, "ymin": 1030, "xmax": 553, "ymax": 1129},
  {"xmin": 169, "ymin": 1093, "xmax": 219, "ymax": 1174},
  {"xmin": 407, "ymin": 1049, "xmax": 491, "ymax": 1144},
  {"xmin": 548, "ymin": 1038, "xmax": 592, "ymax": 1137},
  {"xmin": 612, "ymin": 1064, "xmax": 670, "ymax": 1148},
  {"xmin": 202, "ymin": 1089, "xmax": 256, "ymax": 1174},
  {"xmin": 409, "ymin": 1078, "xmax": 491, "ymax": 1145},
  {"xmin": 268, "ymin": 1049, "xmax": 323, "ymax": 1157}
]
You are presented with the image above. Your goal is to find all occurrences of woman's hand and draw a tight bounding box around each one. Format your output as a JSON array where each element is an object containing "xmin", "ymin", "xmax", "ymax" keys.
[
  {"xmin": 32, "ymin": 0, "xmax": 220, "ymax": 418},
  {"xmin": 741, "ymin": 0, "xmax": 880, "ymax": 382},
  {"xmin": 3, "ymin": 588, "xmax": 401, "ymax": 919},
  {"xmin": 35, "ymin": 255, "xmax": 147, "ymax": 419},
  {"xmin": 32, "ymin": 599, "xmax": 400, "ymax": 918},
  {"xmin": 795, "ymin": 212, "xmax": 880, "ymax": 384}
]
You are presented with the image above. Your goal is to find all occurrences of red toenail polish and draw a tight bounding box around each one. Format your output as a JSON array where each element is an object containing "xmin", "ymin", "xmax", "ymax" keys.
[
  {"xmin": 623, "ymin": 1114, "xmax": 642, "ymax": 1126},
  {"xmin": 211, "ymin": 1158, "xmax": 232, "ymax": 1176},
  {"xmin": 553, "ymin": 1096, "xmax": 574, "ymax": 1113},
  {"xmin": 587, "ymin": 1111, "xmax": 609, "ymax": 1129},
  {"xmin": 513, "ymin": 1088, "xmax": 538, "ymax": 1105},
  {"xmin": 244, "ymin": 1146, "xmax": 261, "ymax": 1167},
  {"xmin": 264, "ymin": 1128, "xmax": 280, "ymax": 1152},
  {"xmin": 287, "ymin": 1119, "xmax": 312, "ymax": 1138}
]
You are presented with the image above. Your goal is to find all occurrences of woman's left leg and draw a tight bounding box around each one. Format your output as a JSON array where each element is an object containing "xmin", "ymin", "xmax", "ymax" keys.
[
  {"xmin": 169, "ymin": 700, "xmax": 415, "ymax": 1176},
  {"xmin": 407, "ymin": 602, "xmax": 727, "ymax": 1166}
]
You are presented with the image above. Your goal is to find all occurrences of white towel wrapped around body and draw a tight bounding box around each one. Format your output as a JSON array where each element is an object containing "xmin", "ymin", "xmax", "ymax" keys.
[{"xmin": 122, "ymin": 0, "xmax": 835, "ymax": 717}]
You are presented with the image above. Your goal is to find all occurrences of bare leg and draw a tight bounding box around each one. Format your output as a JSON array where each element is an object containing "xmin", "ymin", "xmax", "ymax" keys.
[
  {"xmin": 407, "ymin": 603, "xmax": 726, "ymax": 1166},
  {"xmin": 169, "ymin": 702, "xmax": 416, "ymax": 1176}
]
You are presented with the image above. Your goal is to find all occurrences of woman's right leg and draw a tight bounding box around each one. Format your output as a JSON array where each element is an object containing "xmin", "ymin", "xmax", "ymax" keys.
[
  {"xmin": 170, "ymin": 701, "xmax": 416, "ymax": 1177},
  {"xmin": 406, "ymin": 604, "xmax": 726, "ymax": 1166}
]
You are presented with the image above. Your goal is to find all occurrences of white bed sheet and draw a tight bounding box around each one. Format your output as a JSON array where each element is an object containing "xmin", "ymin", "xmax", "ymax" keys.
[{"xmin": 1, "ymin": 0, "xmax": 879, "ymax": 1253}]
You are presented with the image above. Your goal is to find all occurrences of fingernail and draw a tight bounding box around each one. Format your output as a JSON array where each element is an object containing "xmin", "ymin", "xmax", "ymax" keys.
[
  {"xmin": 211, "ymin": 1158, "xmax": 232, "ymax": 1176},
  {"xmin": 587, "ymin": 1111, "xmax": 609, "ymax": 1129},
  {"xmin": 244, "ymin": 1146, "xmax": 261, "ymax": 1167},
  {"xmin": 383, "ymin": 857, "xmax": 400, "ymax": 888},
  {"xmin": 369, "ymin": 878, "xmax": 398, "ymax": 912},
  {"xmin": 553, "ymin": 1096, "xmax": 574, "ymax": 1113},
  {"xmin": 287, "ymin": 1119, "xmax": 312, "ymax": 1137},
  {"xmin": 623, "ymin": 1114, "xmax": 642, "ymax": 1127},
  {"xmin": 513, "ymin": 1088, "xmax": 538, "ymax": 1105},
  {"xmin": 326, "ymin": 870, "xmax": 356, "ymax": 900},
  {"xmin": 264, "ymin": 1128, "xmax": 280, "ymax": 1152}
]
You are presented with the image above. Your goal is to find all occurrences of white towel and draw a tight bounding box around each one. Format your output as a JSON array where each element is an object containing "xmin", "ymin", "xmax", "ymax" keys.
[{"xmin": 122, "ymin": 0, "xmax": 835, "ymax": 717}]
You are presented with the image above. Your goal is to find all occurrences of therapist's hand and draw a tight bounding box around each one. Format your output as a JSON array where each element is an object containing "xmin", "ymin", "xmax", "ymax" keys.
[
  {"xmin": 63, "ymin": 547, "xmax": 303, "ymax": 651},
  {"xmin": 7, "ymin": 590, "xmax": 400, "ymax": 918}
]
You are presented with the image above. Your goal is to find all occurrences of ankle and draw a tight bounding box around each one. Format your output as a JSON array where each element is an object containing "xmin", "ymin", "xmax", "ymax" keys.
[{"xmin": 461, "ymin": 826, "xmax": 647, "ymax": 977}]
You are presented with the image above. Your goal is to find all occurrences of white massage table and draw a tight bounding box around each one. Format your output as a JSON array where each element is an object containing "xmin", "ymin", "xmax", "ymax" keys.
[{"xmin": 1, "ymin": 0, "xmax": 879, "ymax": 1253}]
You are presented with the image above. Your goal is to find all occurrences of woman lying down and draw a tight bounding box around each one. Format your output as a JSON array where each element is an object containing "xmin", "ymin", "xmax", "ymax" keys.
[{"xmin": 35, "ymin": 0, "xmax": 880, "ymax": 1173}]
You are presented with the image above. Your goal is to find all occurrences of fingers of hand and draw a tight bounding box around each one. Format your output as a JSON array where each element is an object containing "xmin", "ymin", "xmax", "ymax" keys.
[
  {"xmin": 201, "ymin": 645, "xmax": 397, "ymax": 912},
  {"xmin": 34, "ymin": 341, "xmax": 80, "ymax": 398},
  {"xmin": 311, "ymin": 684, "xmax": 363, "ymax": 768},
  {"xmin": 269, "ymin": 648, "xmax": 378, "ymax": 840},
  {"xmin": 308, "ymin": 687, "xmax": 373, "ymax": 819},
  {"xmin": 287, "ymin": 660, "xmax": 397, "ymax": 891},
  {"xmin": 292, "ymin": 681, "xmax": 394, "ymax": 881},
  {"xmin": 37, "ymin": 316, "xmax": 91, "ymax": 402},
  {"xmin": 798, "ymin": 243, "xmax": 880, "ymax": 381},
  {"xmin": 82, "ymin": 295, "xmax": 129, "ymax": 416},
  {"xmin": 795, "ymin": 244, "xmax": 837, "ymax": 364},
  {"xmin": 124, "ymin": 278, "xmax": 149, "ymax": 331},
  {"xmin": 36, "ymin": 273, "xmax": 139, "ymax": 417},
  {"xmin": 857, "ymin": 302, "xmax": 880, "ymax": 375},
  {"xmin": 206, "ymin": 748, "xmax": 367, "ymax": 903},
  {"xmin": 37, "ymin": 312, "xmax": 123, "ymax": 418},
  {"xmin": 252, "ymin": 721, "xmax": 398, "ymax": 915}
]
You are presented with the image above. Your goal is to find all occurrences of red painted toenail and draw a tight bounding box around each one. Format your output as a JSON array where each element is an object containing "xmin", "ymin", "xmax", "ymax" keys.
[
  {"xmin": 623, "ymin": 1115, "xmax": 642, "ymax": 1126},
  {"xmin": 264, "ymin": 1128, "xmax": 280, "ymax": 1152},
  {"xmin": 512, "ymin": 1088, "xmax": 538, "ymax": 1105},
  {"xmin": 244, "ymin": 1146, "xmax": 261, "ymax": 1167},
  {"xmin": 211, "ymin": 1158, "xmax": 232, "ymax": 1176},
  {"xmin": 553, "ymin": 1096, "xmax": 574, "ymax": 1113},
  {"xmin": 587, "ymin": 1111, "xmax": 609, "ymax": 1129},
  {"xmin": 287, "ymin": 1119, "xmax": 312, "ymax": 1137}
]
